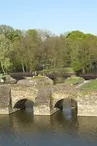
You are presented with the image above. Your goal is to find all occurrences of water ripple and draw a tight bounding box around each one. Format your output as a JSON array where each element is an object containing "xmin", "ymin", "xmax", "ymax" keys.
[{"xmin": 0, "ymin": 110, "xmax": 97, "ymax": 146}]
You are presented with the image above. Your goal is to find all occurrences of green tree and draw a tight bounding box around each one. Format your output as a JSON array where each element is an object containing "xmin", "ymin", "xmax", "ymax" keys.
[
  {"xmin": 12, "ymin": 29, "xmax": 23, "ymax": 42},
  {"xmin": 70, "ymin": 39, "xmax": 93, "ymax": 74},
  {"xmin": 0, "ymin": 35, "xmax": 13, "ymax": 73},
  {"xmin": 0, "ymin": 25, "xmax": 14, "ymax": 41},
  {"xmin": 66, "ymin": 30, "xmax": 85, "ymax": 41}
]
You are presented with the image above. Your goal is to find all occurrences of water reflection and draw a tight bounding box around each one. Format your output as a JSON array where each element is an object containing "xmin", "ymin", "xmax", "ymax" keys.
[
  {"xmin": 55, "ymin": 98, "xmax": 77, "ymax": 121},
  {"xmin": 0, "ymin": 110, "xmax": 97, "ymax": 146},
  {"xmin": 63, "ymin": 107, "xmax": 72, "ymax": 120}
]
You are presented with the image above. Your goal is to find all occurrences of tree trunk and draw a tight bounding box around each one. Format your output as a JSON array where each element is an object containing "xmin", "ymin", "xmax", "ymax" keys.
[
  {"xmin": 1, "ymin": 62, "xmax": 5, "ymax": 74},
  {"xmin": 21, "ymin": 63, "xmax": 25, "ymax": 73}
]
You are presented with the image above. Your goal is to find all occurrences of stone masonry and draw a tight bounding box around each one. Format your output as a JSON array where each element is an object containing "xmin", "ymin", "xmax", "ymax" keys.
[{"xmin": 0, "ymin": 83, "xmax": 97, "ymax": 116}]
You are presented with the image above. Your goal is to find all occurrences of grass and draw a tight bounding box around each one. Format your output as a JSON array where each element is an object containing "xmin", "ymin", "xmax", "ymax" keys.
[
  {"xmin": 32, "ymin": 76, "xmax": 45, "ymax": 80},
  {"xmin": 80, "ymin": 79, "xmax": 97, "ymax": 91},
  {"xmin": 63, "ymin": 67, "xmax": 75, "ymax": 74},
  {"xmin": 39, "ymin": 67, "xmax": 75, "ymax": 75},
  {"xmin": 64, "ymin": 76, "xmax": 84, "ymax": 85}
]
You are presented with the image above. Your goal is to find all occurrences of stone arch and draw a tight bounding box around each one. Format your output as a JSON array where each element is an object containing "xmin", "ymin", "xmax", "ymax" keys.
[
  {"xmin": 54, "ymin": 98, "xmax": 77, "ymax": 111},
  {"xmin": 14, "ymin": 99, "xmax": 34, "ymax": 110},
  {"xmin": 71, "ymin": 99, "xmax": 77, "ymax": 110},
  {"xmin": 11, "ymin": 85, "xmax": 38, "ymax": 108},
  {"xmin": 55, "ymin": 99, "xmax": 64, "ymax": 110}
]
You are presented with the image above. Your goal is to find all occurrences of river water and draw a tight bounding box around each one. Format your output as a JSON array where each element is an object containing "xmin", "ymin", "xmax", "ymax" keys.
[{"xmin": 0, "ymin": 109, "xmax": 97, "ymax": 146}]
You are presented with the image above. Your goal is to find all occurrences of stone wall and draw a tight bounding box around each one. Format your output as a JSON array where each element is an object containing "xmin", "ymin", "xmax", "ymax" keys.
[
  {"xmin": 34, "ymin": 103, "xmax": 51, "ymax": 115},
  {"xmin": 52, "ymin": 84, "xmax": 78, "ymax": 108},
  {"xmin": 0, "ymin": 85, "xmax": 11, "ymax": 114},
  {"xmin": 52, "ymin": 84, "xmax": 97, "ymax": 116},
  {"xmin": 34, "ymin": 86, "xmax": 52, "ymax": 115},
  {"xmin": 77, "ymin": 92, "xmax": 97, "ymax": 116},
  {"xmin": 10, "ymin": 84, "xmax": 38, "ymax": 108},
  {"xmin": 1, "ymin": 83, "xmax": 97, "ymax": 116},
  {"xmin": 0, "ymin": 107, "xmax": 9, "ymax": 114}
]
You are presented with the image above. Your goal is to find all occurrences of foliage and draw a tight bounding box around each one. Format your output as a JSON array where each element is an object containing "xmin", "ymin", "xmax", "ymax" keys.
[
  {"xmin": 0, "ymin": 34, "xmax": 13, "ymax": 73},
  {"xmin": 39, "ymin": 67, "xmax": 74, "ymax": 75},
  {"xmin": 64, "ymin": 76, "xmax": 84, "ymax": 85},
  {"xmin": 0, "ymin": 25, "xmax": 14, "ymax": 40},
  {"xmin": 0, "ymin": 24, "xmax": 97, "ymax": 74},
  {"xmin": 67, "ymin": 31, "xmax": 94, "ymax": 73}
]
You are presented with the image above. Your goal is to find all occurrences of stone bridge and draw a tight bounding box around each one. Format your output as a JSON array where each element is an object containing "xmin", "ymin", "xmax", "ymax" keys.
[{"xmin": 0, "ymin": 84, "xmax": 97, "ymax": 116}]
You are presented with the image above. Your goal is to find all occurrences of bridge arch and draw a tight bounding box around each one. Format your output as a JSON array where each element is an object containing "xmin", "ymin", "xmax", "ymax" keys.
[
  {"xmin": 55, "ymin": 99, "xmax": 64, "ymax": 110},
  {"xmin": 14, "ymin": 99, "xmax": 34, "ymax": 109},
  {"xmin": 12, "ymin": 97, "xmax": 35, "ymax": 109},
  {"xmin": 54, "ymin": 98, "xmax": 77, "ymax": 111}
]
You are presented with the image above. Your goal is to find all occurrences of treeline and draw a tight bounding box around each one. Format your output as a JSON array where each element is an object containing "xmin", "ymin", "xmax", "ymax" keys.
[{"xmin": 0, "ymin": 24, "xmax": 97, "ymax": 74}]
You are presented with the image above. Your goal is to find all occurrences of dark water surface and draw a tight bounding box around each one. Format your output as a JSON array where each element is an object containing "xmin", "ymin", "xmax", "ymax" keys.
[{"xmin": 0, "ymin": 109, "xmax": 97, "ymax": 146}]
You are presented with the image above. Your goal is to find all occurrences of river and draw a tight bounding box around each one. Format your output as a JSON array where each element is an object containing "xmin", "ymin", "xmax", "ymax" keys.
[{"xmin": 0, "ymin": 109, "xmax": 97, "ymax": 146}]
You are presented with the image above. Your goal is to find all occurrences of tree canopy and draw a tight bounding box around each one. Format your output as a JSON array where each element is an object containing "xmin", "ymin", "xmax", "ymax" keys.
[{"xmin": 0, "ymin": 25, "xmax": 97, "ymax": 74}]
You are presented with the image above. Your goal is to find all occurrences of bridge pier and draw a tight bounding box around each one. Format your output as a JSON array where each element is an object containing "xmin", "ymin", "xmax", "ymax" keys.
[
  {"xmin": 77, "ymin": 93, "xmax": 97, "ymax": 116},
  {"xmin": 34, "ymin": 103, "xmax": 51, "ymax": 115},
  {"xmin": 33, "ymin": 96, "xmax": 58, "ymax": 115},
  {"xmin": 78, "ymin": 104, "xmax": 97, "ymax": 116},
  {"xmin": 33, "ymin": 86, "xmax": 58, "ymax": 115},
  {"xmin": 34, "ymin": 103, "xmax": 59, "ymax": 115},
  {"xmin": 0, "ymin": 86, "xmax": 13, "ymax": 114}
]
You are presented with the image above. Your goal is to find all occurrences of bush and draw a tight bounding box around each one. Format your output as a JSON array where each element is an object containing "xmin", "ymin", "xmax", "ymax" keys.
[{"xmin": 39, "ymin": 67, "xmax": 75, "ymax": 75}]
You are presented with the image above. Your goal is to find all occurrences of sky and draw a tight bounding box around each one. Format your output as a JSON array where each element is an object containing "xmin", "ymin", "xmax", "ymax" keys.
[{"xmin": 0, "ymin": 0, "xmax": 97, "ymax": 35}]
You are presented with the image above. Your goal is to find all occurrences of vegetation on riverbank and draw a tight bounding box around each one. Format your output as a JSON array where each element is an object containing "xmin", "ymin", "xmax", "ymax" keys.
[
  {"xmin": 39, "ymin": 67, "xmax": 74, "ymax": 75},
  {"xmin": 64, "ymin": 76, "xmax": 84, "ymax": 85},
  {"xmin": 80, "ymin": 79, "xmax": 97, "ymax": 91}
]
